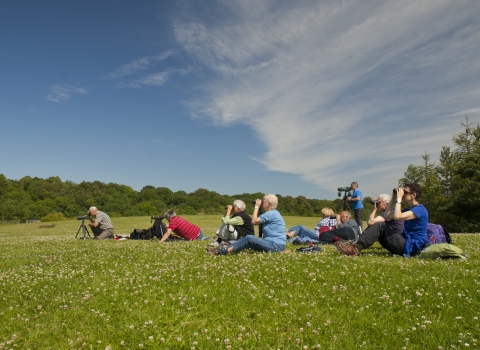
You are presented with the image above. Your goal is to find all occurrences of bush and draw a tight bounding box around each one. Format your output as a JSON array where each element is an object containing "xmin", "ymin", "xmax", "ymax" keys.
[{"xmin": 40, "ymin": 212, "xmax": 67, "ymax": 222}]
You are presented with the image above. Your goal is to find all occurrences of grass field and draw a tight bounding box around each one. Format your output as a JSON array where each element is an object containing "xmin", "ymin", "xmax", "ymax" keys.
[{"xmin": 0, "ymin": 215, "xmax": 478, "ymax": 349}]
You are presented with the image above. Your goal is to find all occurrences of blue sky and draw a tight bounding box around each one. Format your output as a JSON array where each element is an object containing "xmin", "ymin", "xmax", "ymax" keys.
[{"xmin": 1, "ymin": 0, "xmax": 479, "ymax": 200}]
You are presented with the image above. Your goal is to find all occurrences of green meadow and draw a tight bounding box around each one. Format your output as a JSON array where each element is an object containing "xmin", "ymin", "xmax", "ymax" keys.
[{"xmin": 0, "ymin": 216, "xmax": 478, "ymax": 349}]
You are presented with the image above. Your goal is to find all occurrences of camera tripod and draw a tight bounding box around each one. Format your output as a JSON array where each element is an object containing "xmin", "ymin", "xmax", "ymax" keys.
[{"xmin": 75, "ymin": 219, "xmax": 92, "ymax": 239}]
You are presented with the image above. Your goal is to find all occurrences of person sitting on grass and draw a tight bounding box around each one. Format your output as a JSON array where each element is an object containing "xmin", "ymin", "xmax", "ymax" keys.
[
  {"xmin": 310, "ymin": 210, "xmax": 359, "ymax": 244},
  {"xmin": 335, "ymin": 183, "xmax": 428, "ymax": 257},
  {"xmin": 337, "ymin": 211, "xmax": 361, "ymax": 239},
  {"xmin": 206, "ymin": 194, "xmax": 286, "ymax": 255},
  {"xmin": 213, "ymin": 199, "xmax": 255, "ymax": 246},
  {"xmin": 159, "ymin": 209, "xmax": 204, "ymax": 243},
  {"xmin": 366, "ymin": 193, "xmax": 404, "ymax": 234},
  {"xmin": 286, "ymin": 207, "xmax": 337, "ymax": 243}
]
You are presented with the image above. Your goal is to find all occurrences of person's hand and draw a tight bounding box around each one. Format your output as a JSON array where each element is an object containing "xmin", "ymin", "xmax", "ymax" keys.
[
  {"xmin": 392, "ymin": 188, "xmax": 398, "ymax": 199},
  {"xmin": 226, "ymin": 205, "xmax": 232, "ymax": 211},
  {"xmin": 347, "ymin": 197, "xmax": 351, "ymax": 202},
  {"xmin": 372, "ymin": 201, "xmax": 377, "ymax": 210},
  {"xmin": 396, "ymin": 188, "xmax": 404, "ymax": 200},
  {"xmin": 255, "ymin": 199, "xmax": 262, "ymax": 207}
]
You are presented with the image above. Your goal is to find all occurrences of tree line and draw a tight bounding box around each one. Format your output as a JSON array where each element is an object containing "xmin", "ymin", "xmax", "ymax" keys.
[
  {"xmin": 398, "ymin": 117, "xmax": 480, "ymax": 233},
  {"xmin": 2, "ymin": 119, "xmax": 477, "ymax": 231},
  {"xmin": 0, "ymin": 175, "xmax": 360, "ymax": 221}
]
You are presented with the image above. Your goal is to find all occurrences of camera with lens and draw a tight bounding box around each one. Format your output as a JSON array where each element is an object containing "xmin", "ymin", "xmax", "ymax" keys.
[
  {"xmin": 252, "ymin": 199, "xmax": 262, "ymax": 205},
  {"xmin": 76, "ymin": 214, "xmax": 90, "ymax": 220},
  {"xmin": 393, "ymin": 188, "xmax": 398, "ymax": 194},
  {"xmin": 370, "ymin": 199, "xmax": 380, "ymax": 205},
  {"xmin": 151, "ymin": 215, "xmax": 166, "ymax": 220}
]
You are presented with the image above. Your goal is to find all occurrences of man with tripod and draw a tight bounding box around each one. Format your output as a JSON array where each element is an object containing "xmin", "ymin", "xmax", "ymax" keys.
[
  {"xmin": 87, "ymin": 206, "xmax": 115, "ymax": 239},
  {"xmin": 347, "ymin": 182, "xmax": 364, "ymax": 230}
]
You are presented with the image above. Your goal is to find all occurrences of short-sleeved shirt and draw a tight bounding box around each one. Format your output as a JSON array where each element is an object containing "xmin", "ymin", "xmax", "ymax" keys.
[
  {"xmin": 402, "ymin": 204, "xmax": 429, "ymax": 257},
  {"xmin": 381, "ymin": 211, "xmax": 404, "ymax": 234},
  {"xmin": 259, "ymin": 210, "xmax": 286, "ymax": 246},
  {"xmin": 350, "ymin": 189, "xmax": 364, "ymax": 209},
  {"xmin": 167, "ymin": 216, "xmax": 201, "ymax": 241},
  {"xmin": 93, "ymin": 211, "xmax": 113, "ymax": 230}
]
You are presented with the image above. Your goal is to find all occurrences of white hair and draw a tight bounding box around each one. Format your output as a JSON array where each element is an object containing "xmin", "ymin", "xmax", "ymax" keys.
[
  {"xmin": 233, "ymin": 199, "xmax": 246, "ymax": 211},
  {"xmin": 89, "ymin": 206, "xmax": 98, "ymax": 212},
  {"xmin": 263, "ymin": 194, "xmax": 279, "ymax": 209},
  {"xmin": 378, "ymin": 194, "xmax": 391, "ymax": 204}
]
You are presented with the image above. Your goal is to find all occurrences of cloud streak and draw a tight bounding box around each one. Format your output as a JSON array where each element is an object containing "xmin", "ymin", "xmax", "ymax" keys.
[
  {"xmin": 104, "ymin": 52, "xmax": 173, "ymax": 79},
  {"xmin": 106, "ymin": 51, "xmax": 191, "ymax": 89},
  {"xmin": 174, "ymin": 0, "xmax": 480, "ymax": 196},
  {"xmin": 46, "ymin": 85, "xmax": 87, "ymax": 103}
]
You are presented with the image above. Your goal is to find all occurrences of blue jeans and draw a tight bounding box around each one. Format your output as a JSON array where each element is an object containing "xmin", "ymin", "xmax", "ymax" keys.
[
  {"xmin": 288, "ymin": 225, "xmax": 318, "ymax": 241},
  {"xmin": 229, "ymin": 235, "xmax": 285, "ymax": 253},
  {"xmin": 195, "ymin": 230, "xmax": 204, "ymax": 240}
]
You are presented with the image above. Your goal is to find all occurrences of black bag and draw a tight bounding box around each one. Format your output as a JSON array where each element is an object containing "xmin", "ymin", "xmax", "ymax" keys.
[{"xmin": 130, "ymin": 219, "xmax": 167, "ymax": 240}]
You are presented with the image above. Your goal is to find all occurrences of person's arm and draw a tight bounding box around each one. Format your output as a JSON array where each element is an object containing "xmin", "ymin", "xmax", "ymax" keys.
[
  {"xmin": 88, "ymin": 215, "xmax": 99, "ymax": 227},
  {"xmin": 393, "ymin": 188, "xmax": 418, "ymax": 220},
  {"xmin": 367, "ymin": 203, "xmax": 386, "ymax": 226},
  {"xmin": 222, "ymin": 216, "xmax": 244, "ymax": 225},
  {"xmin": 159, "ymin": 228, "xmax": 172, "ymax": 243},
  {"xmin": 251, "ymin": 199, "xmax": 263, "ymax": 225},
  {"xmin": 347, "ymin": 190, "xmax": 361, "ymax": 202}
]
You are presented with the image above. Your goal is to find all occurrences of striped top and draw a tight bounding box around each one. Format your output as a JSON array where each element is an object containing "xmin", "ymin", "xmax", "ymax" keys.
[{"xmin": 167, "ymin": 216, "xmax": 201, "ymax": 241}]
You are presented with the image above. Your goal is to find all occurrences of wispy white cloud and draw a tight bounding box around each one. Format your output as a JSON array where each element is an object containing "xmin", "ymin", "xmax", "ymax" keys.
[
  {"xmin": 174, "ymin": 0, "xmax": 480, "ymax": 196},
  {"xmin": 106, "ymin": 51, "xmax": 191, "ymax": 89},
  {"xmin": 104, "ymin": 51, "xmax": 173, "ymax": 79},
  {"xmin": 115, "ymin": 67, "xmax": 192, "ymax": 89},
  {"xmin": 46, "ymin": 84, "xmax": 87, "ymax": 103}
]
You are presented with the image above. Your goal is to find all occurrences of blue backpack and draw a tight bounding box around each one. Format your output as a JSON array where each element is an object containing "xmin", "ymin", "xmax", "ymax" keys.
[{"xmin": 427, "ymin": 223, "xmax": 452, "ymax": 245}]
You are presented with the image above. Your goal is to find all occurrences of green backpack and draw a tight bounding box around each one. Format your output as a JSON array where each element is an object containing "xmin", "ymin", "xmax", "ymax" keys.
[{"xmin": 419, "ymin": 243, "xmax": 467, "ymax": 260}]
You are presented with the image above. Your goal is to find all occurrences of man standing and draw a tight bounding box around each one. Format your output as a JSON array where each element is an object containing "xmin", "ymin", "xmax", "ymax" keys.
[
  {"xmin": 159, "ymin": 209, "xmax": 204, "ymax": 243},
  {"xmin": 87, "ymin": 206, "xmax": 114, "ymax": 240},
  {"xmin": 347, "ymin": 182, "xmax": 364, "ymax": 230}
]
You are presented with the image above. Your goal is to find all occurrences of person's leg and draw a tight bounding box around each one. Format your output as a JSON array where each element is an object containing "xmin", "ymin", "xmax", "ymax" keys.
[
  {"xmin": 90, "ymin": 226, "xmax": 102, "ymax": 238},
  {"xmin": 332, "ymin": 227, "xmax": 356, "ymax": 241},
  {"xmin": 287, "ymin": 224, "xmax": 301, "ymax": 238},
  {"xmin": 355, "ymin": 222, "xmax": 386, "ymax": 251},
  {"xmin": 230, "ymin": 235, "xmax": 284, "ymax": 253},
  {"xmin": 317, "ymin": 231, "xmax": 337, "ymax": 244},
  {"xmin": 97, "ymin": 228, "xmax": 114, "ymax": 240},
  {"xmin": 378, "ymin": 229, "xmax": 405, "ymax": 255},
  {"xmin": 195, "ymin": 230, "xmax": 204, "ymax": 240},
  {"xmin": 287, "ymin": 225, "xmax": 317, "ymax": 240},
  {"xmin": 353, "ymin": 209, "xmax": 364, "ymax": 229}
]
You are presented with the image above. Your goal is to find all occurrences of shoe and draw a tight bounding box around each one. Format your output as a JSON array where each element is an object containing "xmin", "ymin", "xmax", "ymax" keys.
[
  {"xmin": 335, "ymin": 241, "xmax": 359, "ymax": 256},
  {"xmin": 206, "ymin": 247, "xmax": 222, "ymax": 255},
  {"xmin": 296, "ymin": 246, "xmax": 322, "ymax": 253},
  {"xmin": 207, "ymin": 241, "xmax": 220, "ymax": 247}
]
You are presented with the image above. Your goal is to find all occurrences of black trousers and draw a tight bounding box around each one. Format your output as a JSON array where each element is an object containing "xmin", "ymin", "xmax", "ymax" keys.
[
  {"xmin": 357, "ymin": 222, "xmax": 405, "ymax": 255},
  {"xmin": 353, "ymin": 208, "xmax": 364, "ymax": 229},
  {"xmin": 318, "ymin": 227, "xmax": 356, "ymax": 244}
]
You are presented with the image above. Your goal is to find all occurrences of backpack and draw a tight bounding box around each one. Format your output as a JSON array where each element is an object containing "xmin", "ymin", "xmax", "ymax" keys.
[
  {"xmin": 419, "ymin": 243, "xmax": 467, "ymax": 260},
  {"xmin": 130, "ymin": 219, "xmax": 168, "ymax": 240},
  {"xmin": 426, "ymin": 223, "xmax": 452, "ymax": 245}
]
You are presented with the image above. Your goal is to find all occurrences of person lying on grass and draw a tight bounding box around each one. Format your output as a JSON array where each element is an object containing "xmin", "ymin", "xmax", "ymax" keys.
[
  {"xmin": 336, "ymin": 183, "xmax": 428, "ymax": 257},
  {"xmin": 206, "ymin": 194, "xmax": 286, "ymax": 255},
  {"xmin": 159, "ymin": 209, "xmax": 204, "ymax": 243}
]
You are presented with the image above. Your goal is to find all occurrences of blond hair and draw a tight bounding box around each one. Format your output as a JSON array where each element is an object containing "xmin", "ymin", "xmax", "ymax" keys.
[{"xmin": 321, "ymin": 207, "xmax": 334, "ymax": 217}]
